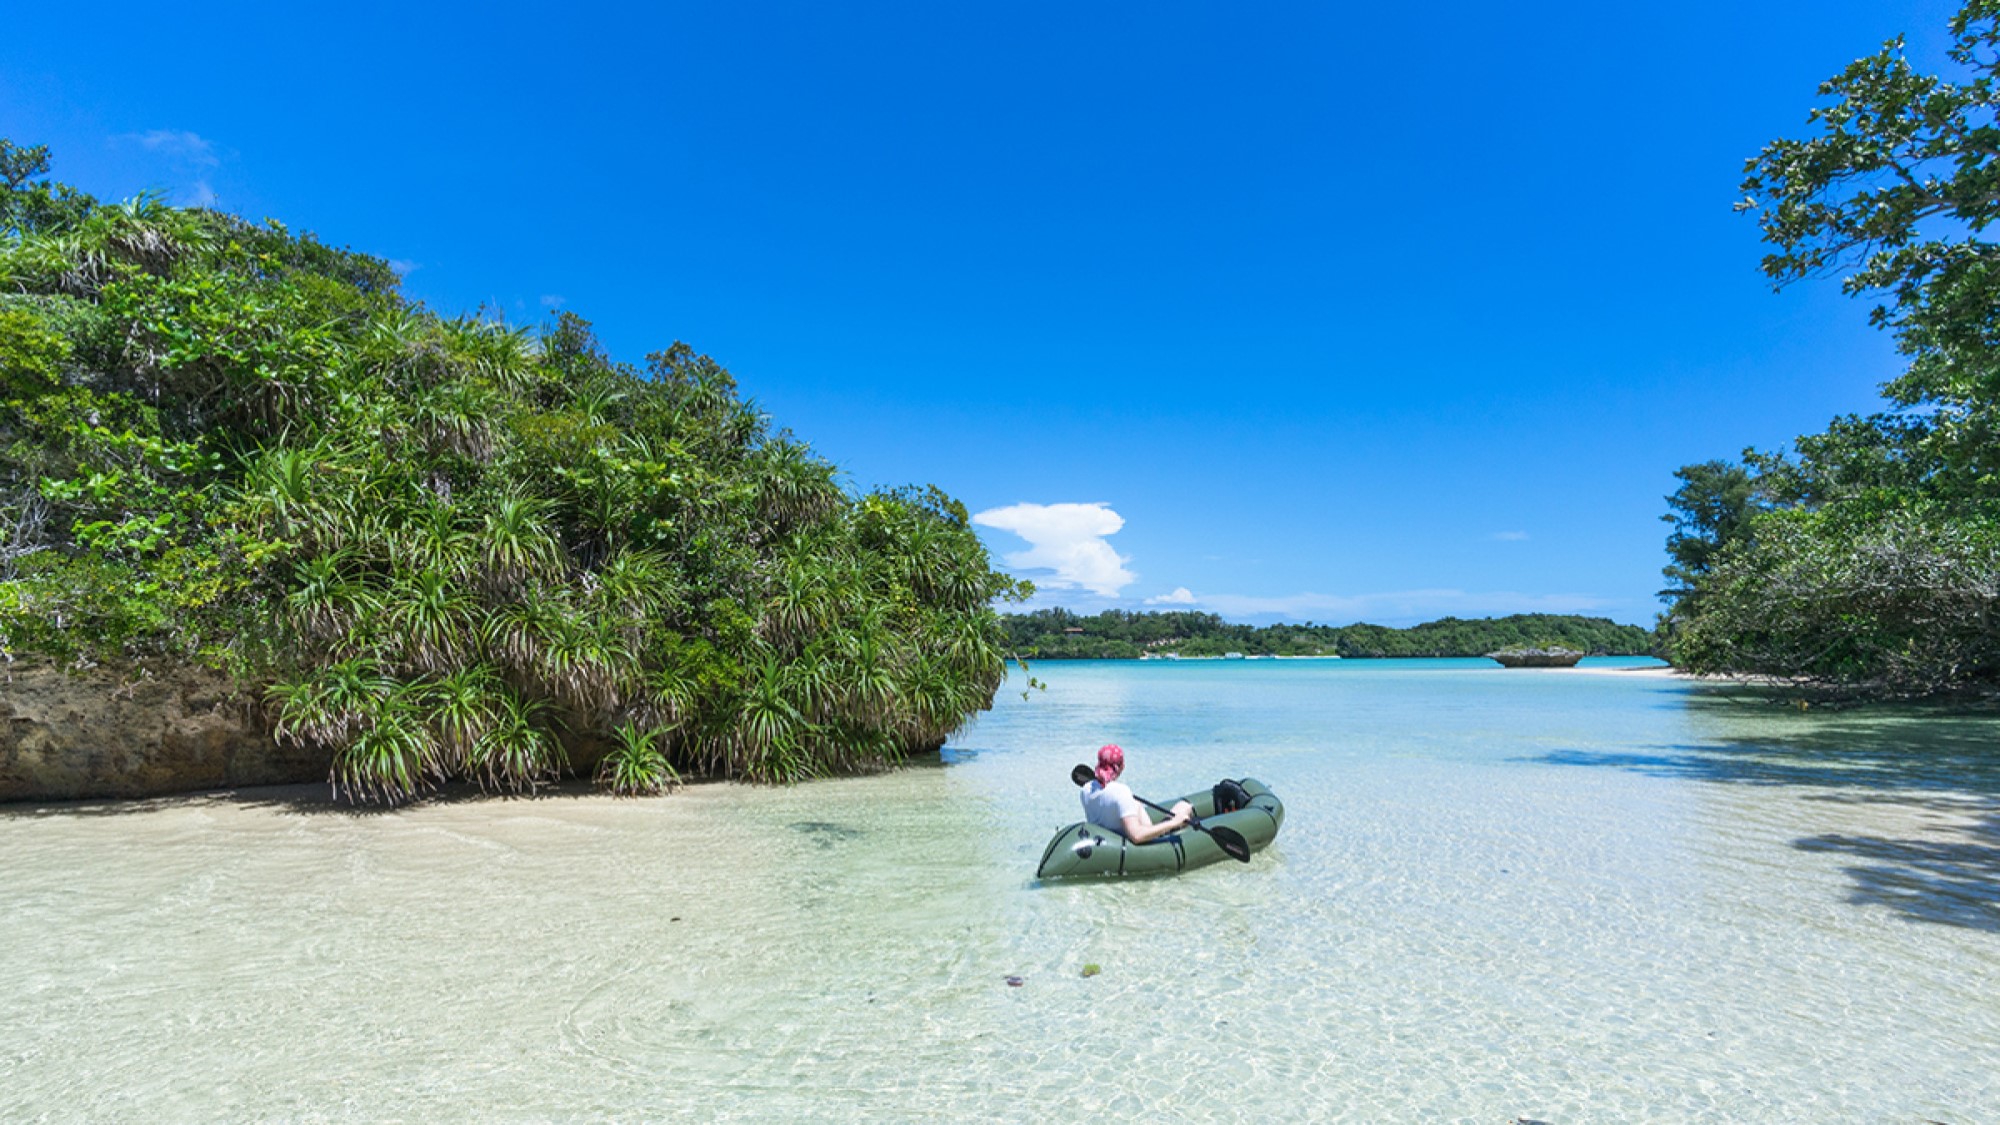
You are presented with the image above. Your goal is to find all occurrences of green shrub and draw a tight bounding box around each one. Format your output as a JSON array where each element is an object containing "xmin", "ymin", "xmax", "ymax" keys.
[{"xmin": 0, "ymin": 140, "xmax": 1024, "ymax": 800}]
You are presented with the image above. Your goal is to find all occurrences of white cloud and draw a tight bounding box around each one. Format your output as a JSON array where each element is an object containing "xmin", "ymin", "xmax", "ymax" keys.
[
  {"xmin": 973, "ymin": 501, "xmax": 1136, "ymax": 597},
  {"xmin": 184, "ymin": 180, "xmax": 217, "ymax": 208},
  {"xmin": 386, "ymin": 259, "xmax": 419, "ymax": 278},
  {"xmin": 125, "ymin": 130, "xmax": 219, "ymax": 165},
  {"xmin": 540, "ymin": 294, "xmax": 567, "ymax": 308},
  {"xmin": 1145, "ymin": 586, "xmax": 1198, "ymax": 606},
  {"xmin": 1492, "ymin": 530, "xmax": 1530, "ymax": 541}
]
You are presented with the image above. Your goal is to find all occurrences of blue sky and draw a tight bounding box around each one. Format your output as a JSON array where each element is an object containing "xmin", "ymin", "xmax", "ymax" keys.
[{"xmin": 4, "ymin": 1, "xmax": 1963, "ymax": 625}]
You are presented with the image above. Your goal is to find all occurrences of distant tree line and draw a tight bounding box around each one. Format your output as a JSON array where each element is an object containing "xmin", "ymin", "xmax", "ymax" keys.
[{"xmin": 1002, "ymin": 610, "xmax": 1655, "ymax": 660}]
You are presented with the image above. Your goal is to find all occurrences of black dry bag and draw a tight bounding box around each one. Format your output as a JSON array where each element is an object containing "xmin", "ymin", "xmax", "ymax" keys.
[{"xmin": 1211, "ymin": 778, "xmax": 1252, "ymax": 814}]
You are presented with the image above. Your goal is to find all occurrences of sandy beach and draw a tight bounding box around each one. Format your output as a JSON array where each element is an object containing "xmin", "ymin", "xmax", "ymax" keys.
[{"xmin": 1541, "ymin": 663, "xmax": 1687, "ymax": 678}]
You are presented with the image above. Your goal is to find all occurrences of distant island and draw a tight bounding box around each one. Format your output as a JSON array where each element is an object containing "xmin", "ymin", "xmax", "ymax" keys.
[{"xmin": 1003, "ymin": 611, "xmax": 1655, "ymax": 660}]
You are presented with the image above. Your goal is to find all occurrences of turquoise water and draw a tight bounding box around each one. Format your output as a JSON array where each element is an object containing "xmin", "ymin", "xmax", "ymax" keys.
[{"xmin": 4, "ymin": 658, "xmax": 1999, "ymax": 1120}]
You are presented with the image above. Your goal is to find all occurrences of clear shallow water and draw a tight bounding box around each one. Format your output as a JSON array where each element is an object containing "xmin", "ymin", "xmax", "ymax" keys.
[{"xmin": 4, "ymin": 658, "xmax": 1999, "ymax": 1121}]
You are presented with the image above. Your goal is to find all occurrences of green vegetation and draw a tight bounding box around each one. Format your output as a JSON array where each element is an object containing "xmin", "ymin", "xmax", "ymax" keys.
[
  {"xmin": 1661, "ymin": 2, "xmax": 2000, "ymax": 698},
  {"xmin": 0, "ymin": 140, "xmax": 1022, "ymax": 801},
  {"xmin": 1003, "ymin": 610, "xmax": 1653, "ymax": 660}
]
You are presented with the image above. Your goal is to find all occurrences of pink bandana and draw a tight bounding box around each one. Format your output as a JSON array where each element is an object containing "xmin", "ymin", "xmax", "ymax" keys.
[{"xmin": 1094, "ymin": 744, "xmax": 1125, "ymax": 786}]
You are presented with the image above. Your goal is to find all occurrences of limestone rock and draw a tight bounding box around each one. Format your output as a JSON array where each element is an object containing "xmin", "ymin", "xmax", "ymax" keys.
[
  {"xmin": 0, "ymin": 662, "xmax": 324, "ymax": 802},
  {"xmin": 1486, "ymin": 647, "xmax": 1585, "ymax": 668}
]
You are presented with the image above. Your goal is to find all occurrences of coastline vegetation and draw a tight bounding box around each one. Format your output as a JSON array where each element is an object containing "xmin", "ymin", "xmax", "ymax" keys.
[
  {"xmin": 1003, "ymin": 610, "xmax": 1653, "ymax": 660},
  {"xmin": 1661, "ymin": 1, "xmax": 2000, "ymax": 699},
  {"xmin": 0, "ymin": 140, "xmax": 1022, "ymax": 801}
]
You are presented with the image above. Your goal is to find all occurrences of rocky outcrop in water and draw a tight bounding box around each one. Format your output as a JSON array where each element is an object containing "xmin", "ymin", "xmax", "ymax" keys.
[
  {"xmin": 1487, "ymin": 647, "xmax": 1585, "ymax": 668},
  {"xmin": 0, "ymin": 663, "xmax": 323, "ymax": 802}
]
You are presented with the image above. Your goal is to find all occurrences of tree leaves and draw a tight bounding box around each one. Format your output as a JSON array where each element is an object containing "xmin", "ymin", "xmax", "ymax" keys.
[{"xmin": 1670, "ymin": 3, "xmax": 2000, "ymax": 696}]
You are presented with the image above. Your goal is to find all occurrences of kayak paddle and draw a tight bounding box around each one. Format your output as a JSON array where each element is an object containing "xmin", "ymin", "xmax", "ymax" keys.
[{"xmin": 1069, "ymin": 763, "xmax": 1253, "ymax": 863}]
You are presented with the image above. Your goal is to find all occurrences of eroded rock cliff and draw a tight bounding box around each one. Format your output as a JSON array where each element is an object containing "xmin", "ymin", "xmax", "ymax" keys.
[{"xmin": 0, "ymin": 663, "xmax": 324, "ymax": 802}]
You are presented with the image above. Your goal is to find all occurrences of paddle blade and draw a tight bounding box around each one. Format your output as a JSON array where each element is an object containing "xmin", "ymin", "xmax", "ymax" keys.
[
  {"xmin": 1071, "ymin": 764, "xmax": 1094, "ymax": 787},
  {"xmin": 1208, "ymin": 823, "xmax": 1254, "ymax": 863}
]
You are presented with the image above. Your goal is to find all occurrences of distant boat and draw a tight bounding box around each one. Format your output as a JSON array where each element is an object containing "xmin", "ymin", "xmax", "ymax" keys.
[{"xmin": 1224, "ymin": 652, "xmax": 1245, "ymax": 660}]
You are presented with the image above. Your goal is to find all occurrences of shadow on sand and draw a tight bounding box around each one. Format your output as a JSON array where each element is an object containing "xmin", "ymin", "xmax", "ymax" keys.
[
  {"xmin": 0, "ymin": 754, "xmax": 948, "ymax": 821},
  {"xmin": 0, "ymin": 777, "xmax": 631, "ymax": 820},
  {"xmin": 1533, "ymin": 691, "xmax": 2000, "ymax": 932}
]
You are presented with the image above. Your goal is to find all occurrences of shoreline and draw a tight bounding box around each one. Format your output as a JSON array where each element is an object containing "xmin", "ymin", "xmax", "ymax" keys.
[
  {"xmin": 1530, "ymin": 663, "xmax": 1684, "ymax": 678},
  {"xmin": 1060, "ymin": 654, "xmax": 1665, "ymax": 664}
]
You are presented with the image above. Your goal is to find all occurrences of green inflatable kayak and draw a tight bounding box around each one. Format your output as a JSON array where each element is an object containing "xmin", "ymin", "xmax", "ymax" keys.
[{"xmin": 1035, "ymin": 777, "xmax": 1284, "ymax": 880}]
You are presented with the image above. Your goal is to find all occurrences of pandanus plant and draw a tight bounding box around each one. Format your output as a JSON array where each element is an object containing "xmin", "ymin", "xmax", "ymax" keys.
[
  {"xmin": 837, "ymin": 621, "xmax": 902, "ymax": 732},
  {"xmin": 269, "ymin": 656, "xmax": 396, "ymax": 750},
  {"xmin": 358, "ymin": 309, "xmax": 444, "ymax": 386},
  {"xmin": 0, "ymin": 193, "xmax": 210, "ymax": 296},
  {"xmin": 283, "ymin": 550, "xmax": 375, "ymax": 647},
  {"xmin": 760, "ymin": 552, "xmax": 835, "ymax": 647},
  {"xmin": 397, "ymin": 504, "xmax": 477, "ymax": 579},
  {"xmin": 526, "ymin": 614, "xmax": 627, "ymax": 715},
  {"xmin": 478, "ymin": 496, "xmax": 562, "ymax": 598},
  {"xmin": 437, "ymin": 317, "xmax": 539, "ymax": 397},
  {"xmin": 592, "ymin": 548, "xmax": 680, "ymax": 641},
  {"xmin": 384, "ymin": 568, "xmax": 476, "ymax": 674},
  {"xmin": 240, "ymin": 447, "xmax": 318, "ymax": 541},
  {"xmin": 484, "ymin": 590, "xmax": 564, "ymax": 674},
  {"xmin": 90, "ymin": 195, "xmax": 212, "ymax": 276},
  {"xmin": 465, "ymin": 688, "xmax": 563, "ymax": 794},
  {"xmin": 422, "ymin": 664, "xmax": 501, "ymax": 769},
  {"xmin": 735, "ymin": 650, "xmax": 813, "ymax": 783},
  {"xmin": 753, "ymin": 439, "xmax": 845, "ymax": 532},
  {"xmin": 331, "ymin": 700, "xmax": 438, "ymax": 803},
  {"xmin": 405, "ymin": 379, "xmax": 499, "ymax": 461},
  {"xmin": 596, "ymin": 721, "xmax": 678, "ymax": 795}
]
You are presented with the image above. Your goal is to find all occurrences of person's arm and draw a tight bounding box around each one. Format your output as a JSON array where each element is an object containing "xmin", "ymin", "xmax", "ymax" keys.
[{"xmin": 1121, "ymin": 800, "xmax": 1195, "ymax": 844}]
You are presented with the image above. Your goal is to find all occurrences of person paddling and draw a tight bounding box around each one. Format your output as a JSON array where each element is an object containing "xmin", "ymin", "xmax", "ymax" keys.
[{"xmin": 1080, "ymin": 744, "xmax": 1193, "ymax": 844}]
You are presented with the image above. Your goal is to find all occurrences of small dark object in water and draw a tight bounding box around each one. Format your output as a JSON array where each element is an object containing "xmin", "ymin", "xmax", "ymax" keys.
[
  {"xmin": 789, "ymin": 821, "xmax": 864, "ymax": 850},
  {"xmin": 670, "ymin": 917, "xmax": 681, "ymax": 922},
  {"xmin": 1004, "ymin": 975, "xmax": 1024, "ymax": 987}
]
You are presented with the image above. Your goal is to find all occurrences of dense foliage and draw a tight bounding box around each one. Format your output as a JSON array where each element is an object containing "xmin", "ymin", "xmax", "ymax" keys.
[
  {"xmin": 0, "ymin": 141, "xmax": 1021, "ymax": 800},
  {"xmin": 1003, "ymin": 609, "xmax": 1654, "ymax": 660},
  {"xmin": 1662, "ymin": 2, "xmax": 2000, "ymax": 697}
]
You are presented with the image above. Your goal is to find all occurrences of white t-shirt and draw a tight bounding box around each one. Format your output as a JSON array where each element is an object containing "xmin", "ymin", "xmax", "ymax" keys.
[{"xmin": 1081, "ymin": 779, "xmax": 1142, "ymax": 833}]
